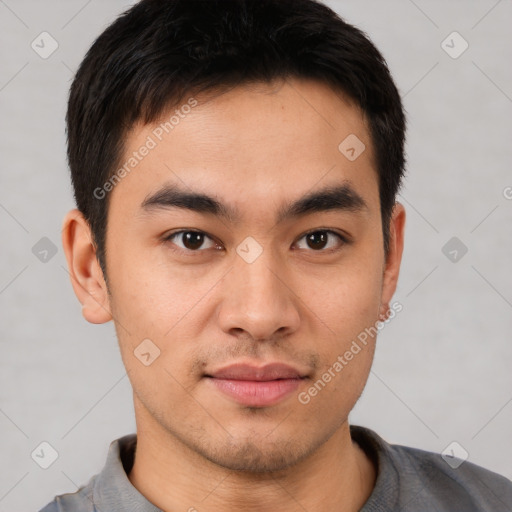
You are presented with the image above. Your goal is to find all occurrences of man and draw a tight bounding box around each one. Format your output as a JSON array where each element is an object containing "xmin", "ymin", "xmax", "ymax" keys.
[{"xmin": 40, "ymin": 0, "xmax": 512, "ymax": 510}]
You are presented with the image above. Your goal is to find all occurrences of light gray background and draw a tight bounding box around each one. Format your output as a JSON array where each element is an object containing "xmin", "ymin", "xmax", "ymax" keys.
[{"xmin": 1, "ymin": 1, "xmax": 511, "ymax": 510}]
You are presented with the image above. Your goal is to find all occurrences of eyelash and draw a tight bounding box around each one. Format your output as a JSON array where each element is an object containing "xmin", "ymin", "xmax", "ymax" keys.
[{"xmin": 162, "ymin": 229, "xmax": 350, "ymax": 255}]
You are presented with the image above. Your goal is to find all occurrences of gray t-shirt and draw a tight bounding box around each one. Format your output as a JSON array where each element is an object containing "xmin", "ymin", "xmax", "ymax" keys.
[{"xmin": 39, "ymin": 425, "xmax": 512, "ymax": 511}]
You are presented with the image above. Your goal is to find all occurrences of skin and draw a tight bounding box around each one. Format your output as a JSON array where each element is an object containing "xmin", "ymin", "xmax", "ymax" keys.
[{"xmin": 62, "ymin": 77, "xmax": 405, "ymax": 512}]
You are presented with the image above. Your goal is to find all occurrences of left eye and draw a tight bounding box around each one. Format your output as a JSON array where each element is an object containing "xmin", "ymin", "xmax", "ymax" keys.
[{"xmin": 295, "ymin": 230, "xmax": 346, "ymax": 251}]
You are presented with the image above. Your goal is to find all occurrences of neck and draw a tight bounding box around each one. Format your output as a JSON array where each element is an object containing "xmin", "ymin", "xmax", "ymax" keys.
[{"xmin": 128, "ymin": 402, "xmax": 375, "ymax": 512}]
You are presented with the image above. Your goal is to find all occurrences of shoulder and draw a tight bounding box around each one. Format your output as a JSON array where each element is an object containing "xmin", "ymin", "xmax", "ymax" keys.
[
  {"xmin": 37, "ymin": 434, "xmax": 138, "ymax": 512},
  {"xmin": 351, "ymin": 425, "xmax": 512, "ymax": 511},
  {"xmin": 38, "ymin": 477, "xmax": 96, "ymax": 512},
  {"xmin": 394, "ymin": 442, "xmax": 512, "ymax": 508}
]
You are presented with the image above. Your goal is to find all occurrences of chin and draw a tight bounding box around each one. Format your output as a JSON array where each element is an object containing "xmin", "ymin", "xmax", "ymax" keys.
[{"xmin": 198, "ymin": 435, "xmax": 315, "ymax": 473}]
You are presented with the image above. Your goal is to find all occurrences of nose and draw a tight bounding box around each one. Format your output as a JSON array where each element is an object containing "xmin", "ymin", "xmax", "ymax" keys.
[{"xmin": 217, "ymin": 249, "xmax": 301, "ymax": 342}]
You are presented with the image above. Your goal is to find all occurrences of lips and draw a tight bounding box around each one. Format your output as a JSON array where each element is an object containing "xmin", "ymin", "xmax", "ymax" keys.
[
  {"xmin": 205, "ymin": 363, "xmax": 307, "ymax": 407},
  {"xmin": 208, "ymin": 363, "xmax": 305, "ymax": 381}
]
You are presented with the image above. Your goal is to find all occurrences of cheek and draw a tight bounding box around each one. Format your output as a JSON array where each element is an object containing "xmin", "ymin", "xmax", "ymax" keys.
[
  {"xmin": 108, "ymin": 241, "xmax": 208, "ymax": 333},
  {"xmin": 294, "ymin": 250, "xmax": 382, "ymax": 405},
  {"xmin": 109, "ymin": 274, "xmax": 202, "ymax": 417},
  {"xmin": 297, "ymin": 268, "xmax": 381, "ymax": 414},
  {"xmin": 303, "ymin": 255, "xmax": 383, "ymax": 340},
  {"xmin": 107, "ymin": 249, "xmax": 223, "ymax": 387}
]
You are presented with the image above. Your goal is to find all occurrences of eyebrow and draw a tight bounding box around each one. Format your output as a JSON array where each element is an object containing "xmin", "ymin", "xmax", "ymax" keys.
[{"xmin": 140, "ymin": 182, "xmax": 368, "ymax": 223}]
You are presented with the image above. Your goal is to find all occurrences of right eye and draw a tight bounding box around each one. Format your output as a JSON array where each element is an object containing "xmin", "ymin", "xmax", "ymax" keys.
[{"xmin": 163, "ymin": 230, "xmax": 221, "ymax": 253}]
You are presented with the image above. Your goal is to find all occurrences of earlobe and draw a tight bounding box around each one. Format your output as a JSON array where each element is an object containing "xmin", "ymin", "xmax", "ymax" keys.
[
  {"xmin": 61, "ymin": 209, "xmax": 113, "ymax": 324},
  {"xmin": 380, "ymin": 202, "xmax": 406, "ymax": 306}
]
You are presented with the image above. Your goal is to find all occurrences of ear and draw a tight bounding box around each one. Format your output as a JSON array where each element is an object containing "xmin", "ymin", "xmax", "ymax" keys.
[
  {"xmin": 61, "ymin": 209, "xmax": 112, "ymax": 324},
  {"xmin": 379, "ymin": 202, "xmax": 406, "ymax": 316}
]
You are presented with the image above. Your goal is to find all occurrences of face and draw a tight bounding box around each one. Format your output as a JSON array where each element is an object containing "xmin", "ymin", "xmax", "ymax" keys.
[{"xmin": 93, "ymin": 78, "xmax": 403, "ymax": 472}]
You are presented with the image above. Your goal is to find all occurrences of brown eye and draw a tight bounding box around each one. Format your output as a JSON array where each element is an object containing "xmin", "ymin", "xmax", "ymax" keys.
[
  {"xmin": 295, "ymin": 230, "xmax": 346, "ymax": 251},
  {"xmin": 166, "ymin": 231, "xmax": 217, "ymax": 251},
  {"xmin": 306, "ymin": 231, "xmax": 328, "ymax": 250}
]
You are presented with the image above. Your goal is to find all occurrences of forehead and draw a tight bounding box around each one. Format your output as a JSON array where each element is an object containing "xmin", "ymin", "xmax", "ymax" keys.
[{"xmin": 110, "ymin": 78, "xmax": 378, "ymax": 219}]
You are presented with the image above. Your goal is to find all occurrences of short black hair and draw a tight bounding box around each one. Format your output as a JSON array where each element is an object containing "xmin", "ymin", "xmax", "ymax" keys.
[{"xmin": 67, "ymin": 0, "xmax": 406, "ymax": 277}]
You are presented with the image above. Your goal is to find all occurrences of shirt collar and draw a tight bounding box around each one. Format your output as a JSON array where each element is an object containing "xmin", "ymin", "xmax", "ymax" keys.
[{"xmin": 93, "ymin": 434, "xmax": 162, "ymax": 512}]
